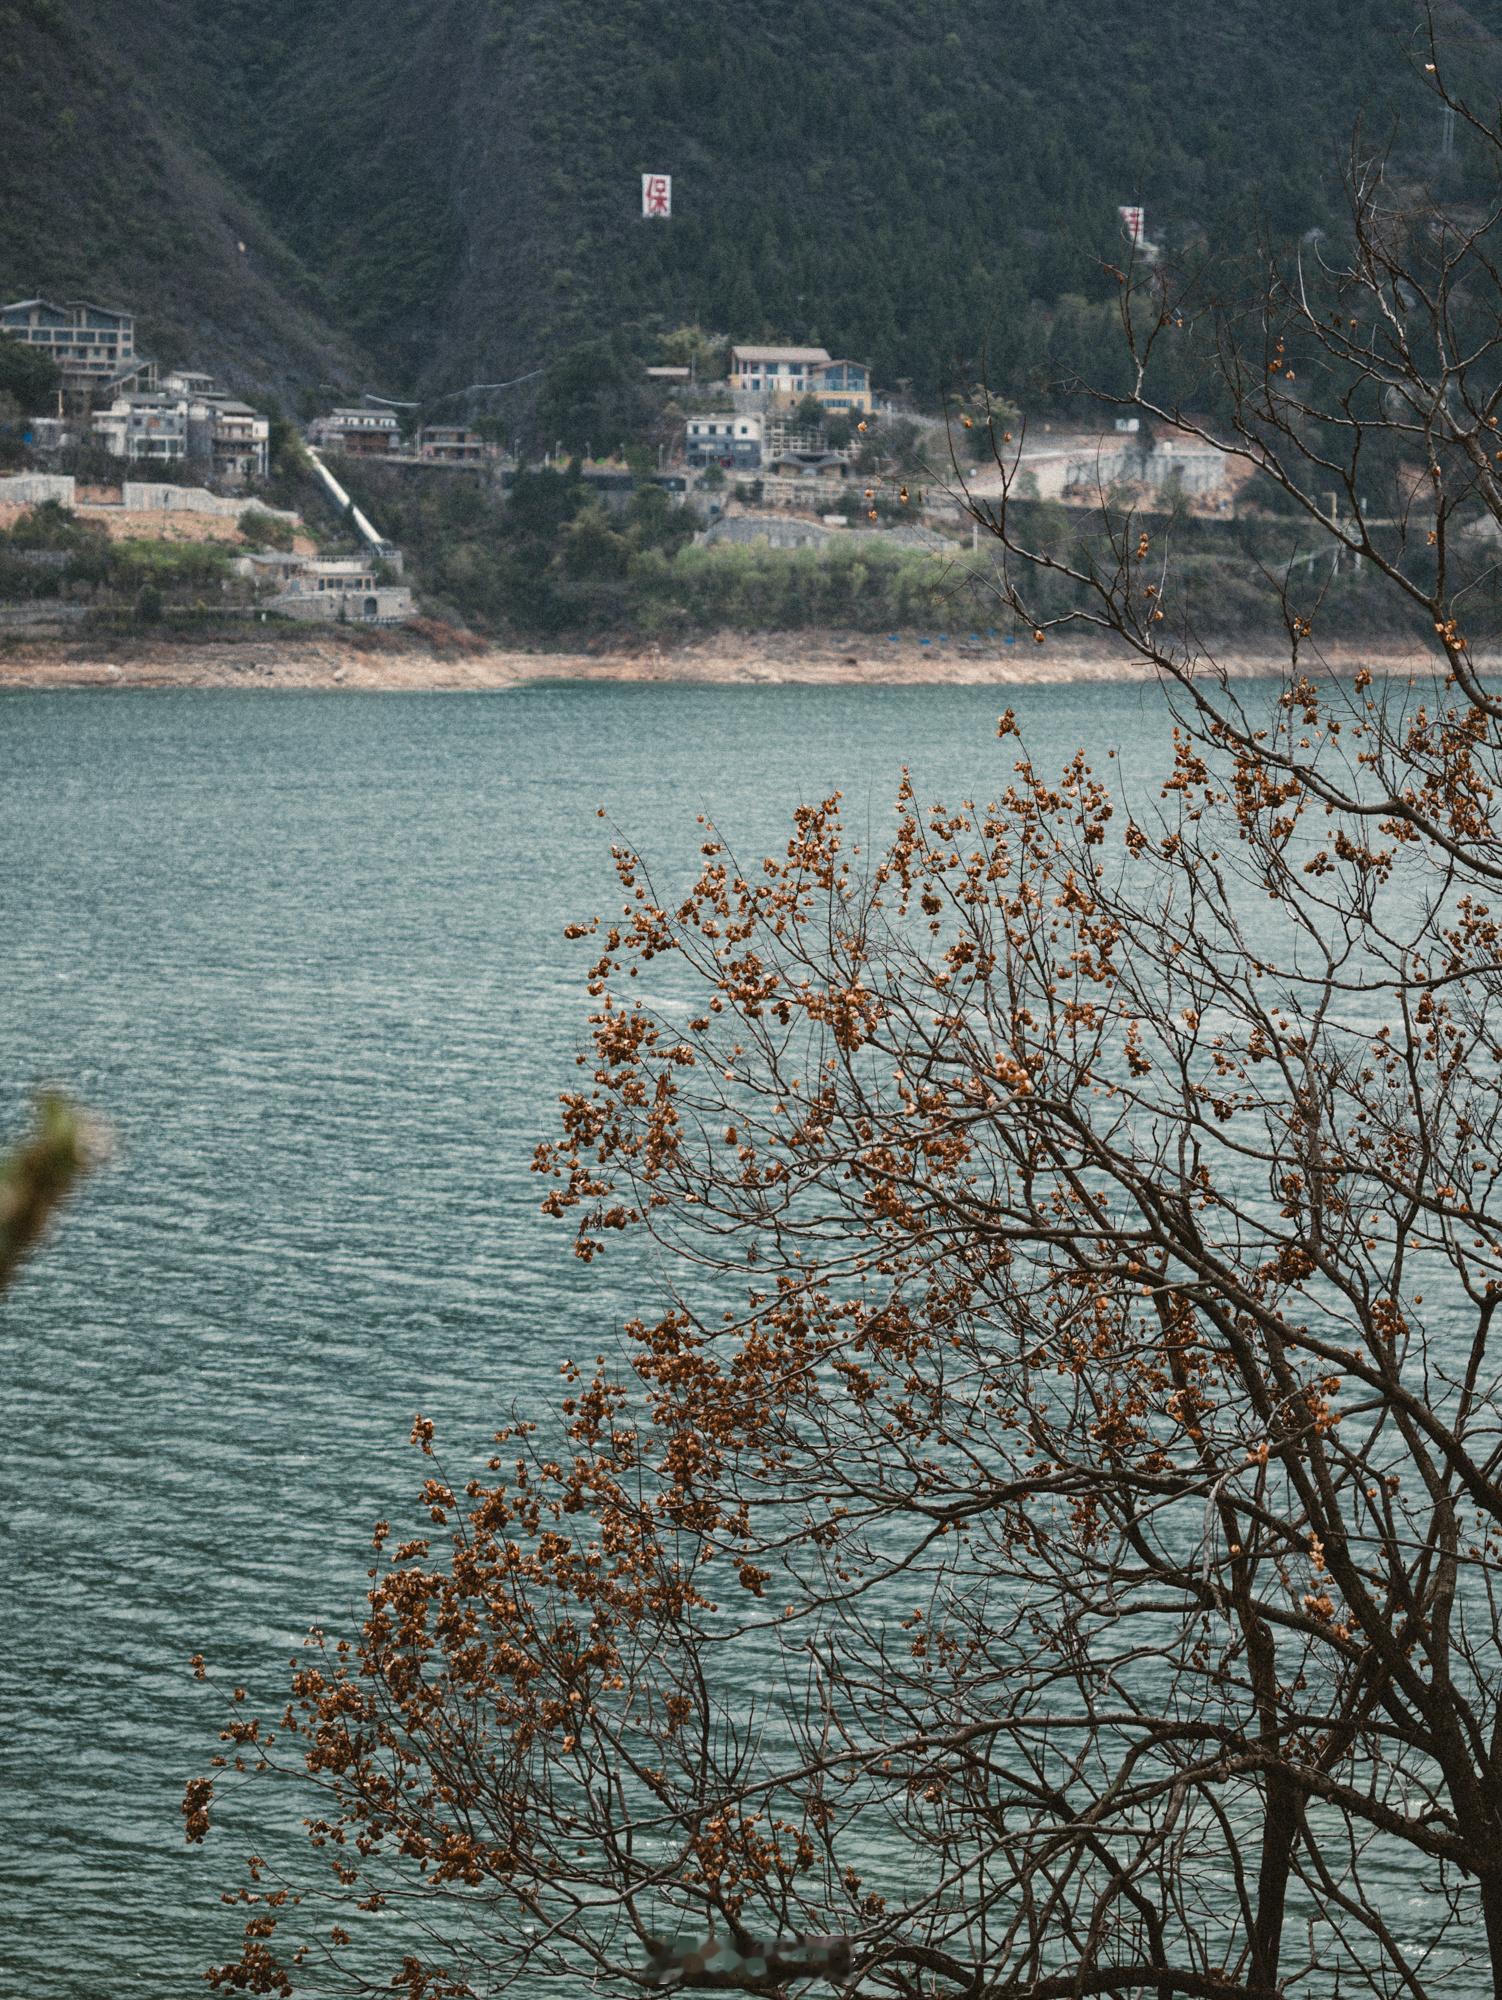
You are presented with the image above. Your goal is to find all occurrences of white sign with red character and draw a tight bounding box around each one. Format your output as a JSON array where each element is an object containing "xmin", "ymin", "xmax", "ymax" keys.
[
  {"xmin": 642, "ymin": 174, "xmax": 672, "ymax": 219},
  {"xmin": 1119, "ymin": 205, "xmax": 1145, "ymax": 244}
]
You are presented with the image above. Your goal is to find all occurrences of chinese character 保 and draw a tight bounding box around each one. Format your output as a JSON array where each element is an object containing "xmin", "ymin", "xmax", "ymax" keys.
[{"xmin": 642, "ymin": 174, "xmax": 672, "ymax": 218}]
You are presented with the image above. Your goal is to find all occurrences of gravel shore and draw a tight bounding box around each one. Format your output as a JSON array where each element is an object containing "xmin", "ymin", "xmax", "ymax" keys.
[{"xmin": 0, "ymin": 628, "xmax": 1451, "ymax": 691}]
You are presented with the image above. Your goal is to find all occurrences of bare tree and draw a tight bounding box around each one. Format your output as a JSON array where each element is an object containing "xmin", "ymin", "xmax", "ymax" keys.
[{"xmin": 190, "ymin": 45, "xmax": 1502, "ymax": 2000}]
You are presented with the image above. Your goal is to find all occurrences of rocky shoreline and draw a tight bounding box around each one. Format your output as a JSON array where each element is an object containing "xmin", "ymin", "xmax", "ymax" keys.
[{"xmin": 0, "ymin": 628, "xmax": 1453, "ymax": 692}]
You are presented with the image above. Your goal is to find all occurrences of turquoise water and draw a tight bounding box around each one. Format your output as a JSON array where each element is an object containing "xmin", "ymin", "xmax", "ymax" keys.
[{"xmin": 0, "ymin": 681, "xmax": 1207, "ymax": 1997}]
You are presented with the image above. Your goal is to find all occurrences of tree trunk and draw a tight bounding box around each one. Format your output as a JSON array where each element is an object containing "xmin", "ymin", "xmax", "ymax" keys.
[{"xmin": 1249, "ymin": 1617, "xmax": 1294, "ymax": 1991}]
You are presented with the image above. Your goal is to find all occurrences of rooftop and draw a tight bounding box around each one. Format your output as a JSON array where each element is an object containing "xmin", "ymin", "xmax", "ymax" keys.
[
  {"xmin": 732, "ymin": 346, "xmax": 832, "ymax": 365},
  {"xmin": 2, "ymin": 297, "xmax": 133, "ymax": 321}
]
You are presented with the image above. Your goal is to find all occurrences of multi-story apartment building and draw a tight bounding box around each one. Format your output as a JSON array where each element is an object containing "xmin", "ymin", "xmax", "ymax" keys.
[
  {"xmin": 92, "ymin": 394, "xmax": 187, "ymax": 465},
  {"xmin": 91, "ymin": 380, "xmax": 270, "ymax": 485},
  {"xmin": 1, "ymin": 298, "xmax": 156, "ymax": 396},
  {"xmin": 200, "ymin": 399, "xmax": 270, "ymax": 484}
]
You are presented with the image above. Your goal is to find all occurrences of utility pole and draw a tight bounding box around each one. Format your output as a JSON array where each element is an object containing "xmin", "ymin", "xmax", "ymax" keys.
[{"xmin": 1441, "ymin": 104, "xmax": 1457, "ymax": 160}]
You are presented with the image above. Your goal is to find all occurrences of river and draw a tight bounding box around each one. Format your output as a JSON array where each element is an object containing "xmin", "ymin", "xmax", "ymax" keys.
[{"xmin": 0, "ymin": 679, "xmax": 1417, "ymax": 1998}]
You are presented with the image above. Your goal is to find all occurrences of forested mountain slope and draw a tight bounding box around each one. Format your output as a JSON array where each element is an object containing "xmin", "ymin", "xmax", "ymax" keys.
[
  {"xmin": 0, "ymin": 0, "xmax": 366, "ymax": 401},
  {"xmin": 6, "ymin": 0, "xmax": 1502, "ymax": 401}
]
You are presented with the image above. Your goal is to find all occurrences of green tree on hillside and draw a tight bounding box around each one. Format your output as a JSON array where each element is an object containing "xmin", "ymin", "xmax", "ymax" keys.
[
  {"xmin": 537, "ymin": 338, "xmax": 655, "ymax": 456},
  {"xmin": 0, "ymin": 332, "xmax": 60, "ymax": 412},
  {"xmin": 559, "ymin": 502, "xmax": 629, "ymax": 579},
  {"xmin": 657, "ymin": 324, "xmax": 726, "ymax": 379}
]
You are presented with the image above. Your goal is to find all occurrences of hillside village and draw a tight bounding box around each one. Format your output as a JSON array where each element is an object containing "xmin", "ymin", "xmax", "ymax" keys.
[{"xmin": 0, "ymin": 290, "xmax": 1321, "ymax": 647}]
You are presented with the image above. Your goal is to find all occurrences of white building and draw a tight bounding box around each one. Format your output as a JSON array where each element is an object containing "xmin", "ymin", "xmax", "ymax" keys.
[
  {"xmin": 91, "ymin": 379, "xmax": 270, "ymax": 485},
  {"xmin": 729, "ymin": 346, "xmax": 831, "ymax": 400},
  {"xmin": 685, "ymin": 413, "xmax": 763, "ymax": 469},
  {"xmin": 93, "ymin": 393, "xmax": 187, "ymax": 466},
  {"xmin": 234, "ymin": 551, "xmax": 413, "ymax": 624}
]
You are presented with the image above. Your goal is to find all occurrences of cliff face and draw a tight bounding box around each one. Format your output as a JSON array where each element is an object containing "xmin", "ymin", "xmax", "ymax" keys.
[{"xmin": 5, "ymin": 0, "xmax": 1500, "ymax": 401}]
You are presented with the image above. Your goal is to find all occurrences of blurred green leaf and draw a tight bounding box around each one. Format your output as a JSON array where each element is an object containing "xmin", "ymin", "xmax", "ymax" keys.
[{"xmin": 0, "ymin": 1092, "xmax": 107, "ymax": 1296}]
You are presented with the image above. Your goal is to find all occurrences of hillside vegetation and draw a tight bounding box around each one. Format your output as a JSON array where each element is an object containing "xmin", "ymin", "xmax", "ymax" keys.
[
  {"xmin": 0, "ymin": 0, "xmax": 367, "ymax": 403},
  {"xmin": 3, "ymin": 0, "xmax": 1501, "ymax": 403}
]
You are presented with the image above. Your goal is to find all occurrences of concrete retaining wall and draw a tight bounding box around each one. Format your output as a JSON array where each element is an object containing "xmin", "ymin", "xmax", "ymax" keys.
[
  {"xmin": 0, "ymin": 473, "xmax": 77, "ymax": 507},
  {"xmin": 120, "ymin": 484, "xmax": 298, "ymax": 522},
  {"xmin": 0, "ymin": 473, "xmax": 299, "ymax": 525},
  {"xmin": 267, "ymin": 586, "xmax": 414, "ymax": 625},
  {"xmin": 0, "ymin": 602, "xmax": 90, "ymax": 629}
]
